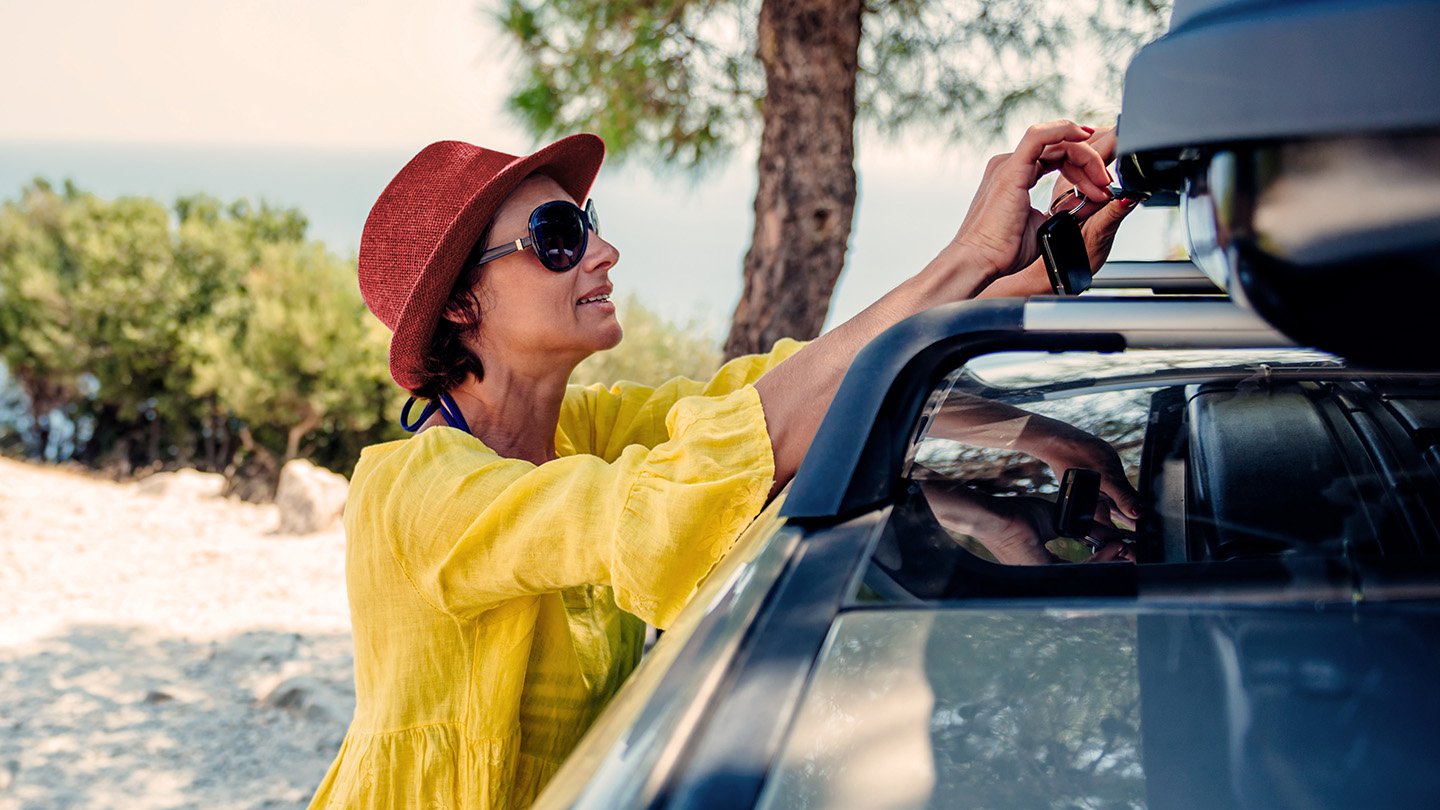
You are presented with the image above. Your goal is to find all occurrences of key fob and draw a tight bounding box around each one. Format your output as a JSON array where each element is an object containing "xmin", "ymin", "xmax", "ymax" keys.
[
  {"xmin": 1055, "ymin": 467, "xmax": 1102, "ymax": 540},
  {"xmin": 1038, "ymin": 211, "xmax": 1093, "ymax": 295}
]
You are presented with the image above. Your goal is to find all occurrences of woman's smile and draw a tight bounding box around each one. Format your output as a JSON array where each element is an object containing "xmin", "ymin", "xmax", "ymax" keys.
[{"xmin": 576, "ymin": 284, "xmax": 615, "ymax": 312}]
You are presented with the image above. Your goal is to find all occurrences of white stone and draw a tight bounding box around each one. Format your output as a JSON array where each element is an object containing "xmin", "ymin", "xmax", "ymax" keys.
[
  {"xmin": 137, "ymin": 469, "xmax": 226, "ymax": 499},
  {"xmin": 274, "ymin": 459, "xmax": 349, "ymax": 535}
]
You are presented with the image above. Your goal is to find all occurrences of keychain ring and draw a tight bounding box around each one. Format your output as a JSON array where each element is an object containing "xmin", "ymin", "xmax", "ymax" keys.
[{"xmin": 1049, "ymin": 188, "xmax": 1090, "ymax": 218}]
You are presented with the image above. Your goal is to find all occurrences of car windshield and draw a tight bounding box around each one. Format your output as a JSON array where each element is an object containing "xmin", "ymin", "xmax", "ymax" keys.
[{"xmin": 859, "ymin": 346, "xmax": 1440, "ymax": 600}]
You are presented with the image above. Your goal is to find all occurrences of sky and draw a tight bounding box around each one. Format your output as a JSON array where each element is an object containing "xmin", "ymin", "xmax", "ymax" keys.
[
  {"xmin": 1, "ymin": 0, "xmax": 508, "ymax": 150},
  {"xmin": 0, "ymin": 0, "xmax": 1177, "ymax": 331}
]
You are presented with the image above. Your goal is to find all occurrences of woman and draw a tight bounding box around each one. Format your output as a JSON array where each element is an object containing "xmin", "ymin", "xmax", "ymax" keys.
[{"xmin": 310, "ymin": 121, "xmax": 1134, "ymax": 809}]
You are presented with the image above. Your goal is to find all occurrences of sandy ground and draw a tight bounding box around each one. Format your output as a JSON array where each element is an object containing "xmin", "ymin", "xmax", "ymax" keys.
[{"xmin": 0, "ymin": 457, "xmax": 356, "ymax": 809}]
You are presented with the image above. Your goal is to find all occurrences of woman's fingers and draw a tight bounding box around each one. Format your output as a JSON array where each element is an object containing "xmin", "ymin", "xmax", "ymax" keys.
[
  {"xmin": 1042, "ymin": 141, "xmax": 1114, "ymax": 201},
  {"xmin": 1086, "ymin": 196, "xmax": 1140, "ymax": 232},
  {"xmin": 1011, "ymin": 120, "xmax": 1097, "ymax": 166},
  {"xmin": 1080, "ymin": 197, "xmax": 1142, "ymax": 267},
  {"xmin": 1086, "ymin": 126, "xmax": 1119, "ymax": 165},
  {"xmin": 1043, "ymin": 127, "xmax": 1116, "ymax": 177},
  {"xmin": 1086, "ymin": 541, "xmax": 1135, "ymax": 563},
  {"xmin": 1048, "ymin": 127, "xmax": 1120, "ymax": 214},
  {"xmin": 1092, "ymin": 497, "xmax": 1116, "ymax": 530},
  {"xmin": 1099, "ymin": 471, "xmax": 1144, "ymax": 522},
  {"xmin": 948, "ymin": 119, "xmax": 1115, "ymax": 280}
]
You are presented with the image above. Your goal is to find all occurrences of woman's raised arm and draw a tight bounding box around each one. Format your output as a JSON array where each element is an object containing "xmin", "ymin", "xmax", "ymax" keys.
[{"xmin": 753, "ymin": 120, "xmax": 1116, "ymax": 493}]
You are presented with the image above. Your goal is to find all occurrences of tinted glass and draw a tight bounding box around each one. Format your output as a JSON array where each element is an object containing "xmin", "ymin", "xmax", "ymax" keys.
[
  {"xmin": 891, "ymin": 348, "xmax": 1440, "ymax": 571},
  {"xmin": 531, "ymin": 202, "xmax": 587, "ymax": 269},
  {"xmin": 758, "ymin": 605, "xmax": 1440, "ymax": 810},
  {"xmin": 585, "ymin": 198, "xmax": 600, "ymax": 237}
]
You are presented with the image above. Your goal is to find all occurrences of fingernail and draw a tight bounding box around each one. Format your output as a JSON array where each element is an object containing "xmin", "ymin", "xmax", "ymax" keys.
[{"xmin": 1081, "ymin": 125, "xmax": 1096, "ymax": 134}]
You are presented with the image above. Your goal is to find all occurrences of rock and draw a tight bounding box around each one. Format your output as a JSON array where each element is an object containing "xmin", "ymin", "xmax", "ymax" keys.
[
  {"xmin": 259, "ymin": 675, "xmax": 353, "ymax": 725},
  {"xmin": 137, "ymin": 469, "xmax": 226, "ymax": 499},
  {"xmin": 275, "ymin": 459, "xmax": 349, "ymax": 534}
]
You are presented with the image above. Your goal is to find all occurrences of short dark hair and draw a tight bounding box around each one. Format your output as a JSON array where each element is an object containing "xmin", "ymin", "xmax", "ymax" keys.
[{"xmin": 411, "ymin": 228, "xmax": 492, "ymax": 400}]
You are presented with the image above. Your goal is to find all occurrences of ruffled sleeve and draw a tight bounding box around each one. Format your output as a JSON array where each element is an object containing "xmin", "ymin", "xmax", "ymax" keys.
[
  {"xmin": 354, "ymin": 386, "xmax": 775, "ymax": 629},
  {"xmin": 558, "ymin": 337, "xmax": 806, "ymax": 461}
]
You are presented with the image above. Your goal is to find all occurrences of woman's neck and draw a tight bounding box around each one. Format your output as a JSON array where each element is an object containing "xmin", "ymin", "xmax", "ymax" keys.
[{"xmin": 431, "ymin": 363, "xmax": 573, "ymax": 465}]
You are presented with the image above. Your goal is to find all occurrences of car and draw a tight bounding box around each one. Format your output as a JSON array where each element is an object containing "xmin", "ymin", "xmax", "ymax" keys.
[{"xmin": 531, "ymin": 1, "xmax": 1440, "ymax": 807}]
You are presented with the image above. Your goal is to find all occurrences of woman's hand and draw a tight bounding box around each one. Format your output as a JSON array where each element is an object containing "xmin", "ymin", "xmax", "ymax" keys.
[
  {"xmin": 753, "ymin": 122, "xmax": 1113, "ymax": 494},
  {"xmin": 947, "ymin": 120, "xmax": 1115, "ymax": 281},
  {"xmin": 975, "ymin": 126, "xmax": 1144, "ymax": 298},
  {"xmin": 1028, "ymin": 424, "xmax": 1144, "ymax": 524},
  {"xmin": 927, "ymin": 394, "xmax": 1143, "ymax": 523},
  {"xmin": 1045, "ymin": 127, "xmax": 1140, "ymax": 270},
  {"xmin": 922, "ymin": 484, "xmax": 1134, "ymax": 565}
]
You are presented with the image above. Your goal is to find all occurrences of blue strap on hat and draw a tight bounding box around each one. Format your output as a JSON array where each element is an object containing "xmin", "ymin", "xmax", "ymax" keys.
[{"xmin": 400, "ymin": 392, "xmax": 472, "ymax": 435}]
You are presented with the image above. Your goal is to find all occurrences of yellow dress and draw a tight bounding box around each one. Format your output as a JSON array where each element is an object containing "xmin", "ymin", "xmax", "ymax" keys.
[{"xmin": 308, "ymin": 340, "xmax": 804, "ymax": 809}]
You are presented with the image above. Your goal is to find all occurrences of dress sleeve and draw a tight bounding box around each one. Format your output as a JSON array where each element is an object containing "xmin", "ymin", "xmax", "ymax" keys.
[
  {"xmin": 367, "ymin": 386, "xmax": 775, "ymax": 629},
  {"xmin": 559, "ymin": 337, "xmax": 806, "ymax": 461}
]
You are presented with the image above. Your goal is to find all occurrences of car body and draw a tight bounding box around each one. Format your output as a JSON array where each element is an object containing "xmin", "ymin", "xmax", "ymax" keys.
[{"xmin": 532, "ymin": 296, "xmax": 1440, "ymax": 810}]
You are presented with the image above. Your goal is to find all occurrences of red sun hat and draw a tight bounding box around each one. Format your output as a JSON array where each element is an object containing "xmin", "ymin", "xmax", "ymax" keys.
[{"xmin": 358, "ymin": 133, "xmax": 606, "ymax": 393}]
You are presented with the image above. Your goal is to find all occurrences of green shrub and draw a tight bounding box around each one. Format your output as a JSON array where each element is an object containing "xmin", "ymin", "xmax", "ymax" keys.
[{"xmin": 0, "ymin": 182, "xmax": 723, "ymax": 486}]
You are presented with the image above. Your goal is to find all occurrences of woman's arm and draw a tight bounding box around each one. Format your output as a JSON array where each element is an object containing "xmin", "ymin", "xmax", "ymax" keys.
[
  {"xmin": 926, "ymin": 394, "xmax": 1143, "ymax": 520},
  {"xmin": 380, "ymin": 388, "xmax": 777, "ymax": 629},
  {"xmin": 562, "ymin": 339, "xmax": 806, "ymax": 460},
  {"xmin": 920, "ymin": 482, "xmax": 1135, "ymax": 566},
  {"xmin": 754, "ymin": 121, "xmax": 1116, "ymax": 493}
]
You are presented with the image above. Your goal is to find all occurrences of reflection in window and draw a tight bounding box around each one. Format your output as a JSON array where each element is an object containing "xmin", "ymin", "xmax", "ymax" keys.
[
  {"xmin": 911, "ymin": 389, "xmax": 1149, "ymax": 564},
  {"xmin": 900, "ymin": 349, "xmax": 1440, "ymax": 568},
  {"xmin": 757, "ymin": 610, "xmax": 1145, "ymax": 810}
]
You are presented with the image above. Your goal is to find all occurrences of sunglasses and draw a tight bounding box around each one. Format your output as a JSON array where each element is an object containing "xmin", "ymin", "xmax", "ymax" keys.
[{"xmin": 471, "ymin": 199, "xmax": 601, "ymax": 272}]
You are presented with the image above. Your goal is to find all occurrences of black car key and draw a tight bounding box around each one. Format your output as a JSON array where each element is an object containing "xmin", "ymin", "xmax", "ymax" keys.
[
  {"xmin": 1038, "ymin": 204, "xmax": 1094, "ymax": 295},
  {"xmin": 1054, "ymin": 467, "xmax": 1102, "ymax": 545}
]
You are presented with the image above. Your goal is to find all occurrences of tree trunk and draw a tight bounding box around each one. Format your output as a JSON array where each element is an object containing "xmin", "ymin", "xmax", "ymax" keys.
[
  {"xmin": 284, "ymin": 411, "xmax": 320, "ymax": 463},
  {"xmin": 18, "ymin": 372, "xmax": 68, "ymax": 460},
  {"xmin": 77, "ymin": 403, "xmax": 120, "ymax": 465},
  {"xmin": 146, "ymin": 413, "xmax": 162, "ymax": 467},
  {"xmin": 723, "ymin": 0, "xmax": 862, "ymax": 358}
]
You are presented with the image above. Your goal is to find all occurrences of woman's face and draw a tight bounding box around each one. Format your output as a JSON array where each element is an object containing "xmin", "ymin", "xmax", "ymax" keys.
[{"xmin": 468, "ymin": 174, "xmax": 622, "ymax": 370}]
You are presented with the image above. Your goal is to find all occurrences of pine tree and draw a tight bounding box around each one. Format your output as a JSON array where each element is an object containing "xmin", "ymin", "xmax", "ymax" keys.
[{"xmin": 496, "ymin": 0, "xmax": 1169, "ymax": 355}]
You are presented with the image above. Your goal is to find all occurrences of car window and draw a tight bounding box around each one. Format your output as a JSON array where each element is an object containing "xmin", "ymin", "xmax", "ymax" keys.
[
  {"xmin": 758, "ymin": 601, "xmax": 1440, "ymax": 810},
  {"xmin": 881, "ymin": 347, "xmax": 1440, "ymax": 578},
  {"xmin": 756, "ymin": 608, "xmax": 1145, "ymax": 810}
]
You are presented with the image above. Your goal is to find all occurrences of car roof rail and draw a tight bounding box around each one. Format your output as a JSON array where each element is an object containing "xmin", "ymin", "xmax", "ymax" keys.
[{"xmin": 1090, "ymin": 260, "xmax": 1221, "ymax": 294}]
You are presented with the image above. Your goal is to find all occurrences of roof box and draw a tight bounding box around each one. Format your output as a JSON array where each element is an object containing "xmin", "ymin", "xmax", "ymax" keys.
[
  {"xmin": 1117, "ymin": 0, "xmax": 1440, "ymax": 189},
  {"xmin": 1115, "ymin": 0, "xmax": 1440, "ymax": 369}
]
